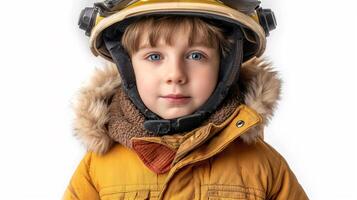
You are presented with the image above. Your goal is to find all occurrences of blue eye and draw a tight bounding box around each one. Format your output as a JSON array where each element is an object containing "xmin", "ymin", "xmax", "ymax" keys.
[
  {"xmin": 187, "ymin": 52, "xmax": 203, "ymax": 60},
  {"xmin": 147, "ymin": 54, "xmax": 161, "ymax": 61}
]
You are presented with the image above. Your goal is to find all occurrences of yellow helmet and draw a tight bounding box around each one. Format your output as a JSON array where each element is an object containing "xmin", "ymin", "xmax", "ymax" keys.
[
  {"xmin": 79, "ymin": 0, "xmax": 276, "ymax": 63},
  {"xmin": 78, "ymin": 0, "xmax": 277, "ymax": 135}
]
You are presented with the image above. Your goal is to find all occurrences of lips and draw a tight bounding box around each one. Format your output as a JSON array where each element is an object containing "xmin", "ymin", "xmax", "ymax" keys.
[
  {"xmin": 162, "ymin": 94, "xmax": 190, "ymax": 98},
  {"xmin": 160, "ymin": 94, "xmax": 191, "ymax": 104}
]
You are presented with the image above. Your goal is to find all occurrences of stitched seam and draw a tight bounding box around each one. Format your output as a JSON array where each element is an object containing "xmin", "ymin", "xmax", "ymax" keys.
[
  {"xmin": 209, "ymin": 189, "xmax": 264, "ymax": 198},
  {"xmin": 100, "ymin": 184, "xmax": 161, "ymax": 197},
  {"xmin": 208, "ymin": 190, "xmax": 265, "ymax": 199},
  {"xmin": 208, "ymin": 191, "xmax": 258, "ymax": 198},
  {"xmin": 102, "ymin": 183, "xmax": 160, "ymax": 188},
  {"xmin": 84, "ymin": 152, "xmax": 99, "ymax": 193},
  {"xmin": 67, "ymin": 185, "xmax": 80, "ymax": 200},
  {"xmin": 101, "ymin": 190, "xmax": 151, "ymax": 197},
  {"xmin": 202, "ymin": 184, "xmax": 265, "ymax": 193},
  {"xmin": 100, "ymin": 189, "xmax": 159, "ymax": 197},
  {"xmin": 267, "ymin": 156, "xmax": 284, "ymax": 199},
  {"xmin": 204, "ymin": 184, "xmax": 265, "ymax": 199}
]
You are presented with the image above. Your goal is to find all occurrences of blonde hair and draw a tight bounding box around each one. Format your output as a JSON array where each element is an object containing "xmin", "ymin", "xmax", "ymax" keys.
[{"xmin": 121, "ymin": 16, "xmax": 233, "ymax": 57}]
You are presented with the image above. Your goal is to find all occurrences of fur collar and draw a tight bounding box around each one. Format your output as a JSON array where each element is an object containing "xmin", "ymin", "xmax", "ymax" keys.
[{"xmin": 71, "ymin": 57, "xmax": 281, "ymax": 154}]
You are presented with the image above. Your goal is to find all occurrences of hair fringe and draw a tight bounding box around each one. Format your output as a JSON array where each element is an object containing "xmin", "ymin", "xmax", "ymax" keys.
[{"xmin": 121, "ymin": 16, "xmax": 233, "ymax": 57}]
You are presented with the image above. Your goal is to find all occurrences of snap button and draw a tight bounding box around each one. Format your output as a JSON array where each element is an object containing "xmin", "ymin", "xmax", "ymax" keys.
[{"xmin": 236, "ymin": 120, "xmax": 245, "ymax": 128}]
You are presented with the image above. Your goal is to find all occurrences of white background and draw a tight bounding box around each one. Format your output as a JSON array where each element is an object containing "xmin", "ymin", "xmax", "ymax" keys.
[{"xmin": 0, "ymin": 0, "xmax": 356, "ymax": 199}]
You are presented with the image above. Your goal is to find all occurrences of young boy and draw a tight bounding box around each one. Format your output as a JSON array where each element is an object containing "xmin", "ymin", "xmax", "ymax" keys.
[{"xmin": 64, "ymin": 0, "xmax": 308, "ymax": 199}]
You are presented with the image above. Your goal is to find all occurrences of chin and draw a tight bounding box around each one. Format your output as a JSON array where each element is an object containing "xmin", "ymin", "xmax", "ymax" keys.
[{"xmin": 160, "ymin": 110, "xmax": 192, "ymax": 120}]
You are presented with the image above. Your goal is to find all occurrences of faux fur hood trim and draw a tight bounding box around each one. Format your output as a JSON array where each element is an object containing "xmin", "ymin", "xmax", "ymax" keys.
[{"xmin": 71, "ymin": 57, "xmax": 281, "ymax": 154}]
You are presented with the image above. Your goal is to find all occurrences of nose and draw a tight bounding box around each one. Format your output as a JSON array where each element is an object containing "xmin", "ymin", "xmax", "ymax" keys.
[{"xmin": 165, "ymin": 58, "xmax": 187, "ymax": 85}]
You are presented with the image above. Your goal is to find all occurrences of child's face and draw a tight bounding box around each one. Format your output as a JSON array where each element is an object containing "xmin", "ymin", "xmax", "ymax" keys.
[{"xmin": 131, "ymin": 28, "xmax": 220, "ymax": 119}]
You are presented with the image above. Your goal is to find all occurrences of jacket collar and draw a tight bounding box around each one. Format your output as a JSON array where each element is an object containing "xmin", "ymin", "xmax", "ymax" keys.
[
  {"xmin": 130, "ymin": 104, "xmax": 261, "ymax": 172},
  {"xmin": 174, "ymin": 104, "xmax": 262, "ymax": 164},
  {"xmin": 72, "ymin": 57, "xmax": 281, "ymax": 154}
]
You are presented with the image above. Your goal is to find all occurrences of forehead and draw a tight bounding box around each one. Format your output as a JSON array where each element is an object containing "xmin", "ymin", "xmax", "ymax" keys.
[
  {"xmin": 137, "ymin": 25, "xmax": 217, "ymax": 50},
  {"xmin": 121, "ymin": 16, "xmax": 222, "ymax": 55}
]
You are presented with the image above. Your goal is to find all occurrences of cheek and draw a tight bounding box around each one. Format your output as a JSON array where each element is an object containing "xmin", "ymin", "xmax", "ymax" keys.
[
  {"xmin": 136, "ymin": 78, "xmax": 151, "ymax": 94},
  {"xmin": 131, "ymin": 60, "xmax": 158, "ymax": 104},
  {"xmin": 136, "ymin": 76, "xmax": 155, "ymax": 99},
  {"xmin": 191, "ymin": 67, "xmax": 219, "ymax": 100}
]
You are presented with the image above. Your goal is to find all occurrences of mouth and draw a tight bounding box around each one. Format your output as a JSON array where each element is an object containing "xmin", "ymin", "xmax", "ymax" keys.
[
  {"xmin": 160, "ymin": 94, "xmax": 191, "ymax": 104},
  {"xmin": 162, "ymin": 94, "xmax": 190, "ymax": 98}
]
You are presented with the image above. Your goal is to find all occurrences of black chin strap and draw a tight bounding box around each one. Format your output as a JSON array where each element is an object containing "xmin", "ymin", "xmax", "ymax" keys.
[
  {"xmin": 103, "ymin": 25, "xmax": 243, "ymax": 135},
  {"xmin": 143, "ymin": 113, "xmax": 206, "ymax": 134}
]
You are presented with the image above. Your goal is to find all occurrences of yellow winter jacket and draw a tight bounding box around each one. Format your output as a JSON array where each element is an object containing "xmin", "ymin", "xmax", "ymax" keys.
[{"xmin": 63, "ymin": 58, "xmax": 308, "ymax": 200}]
